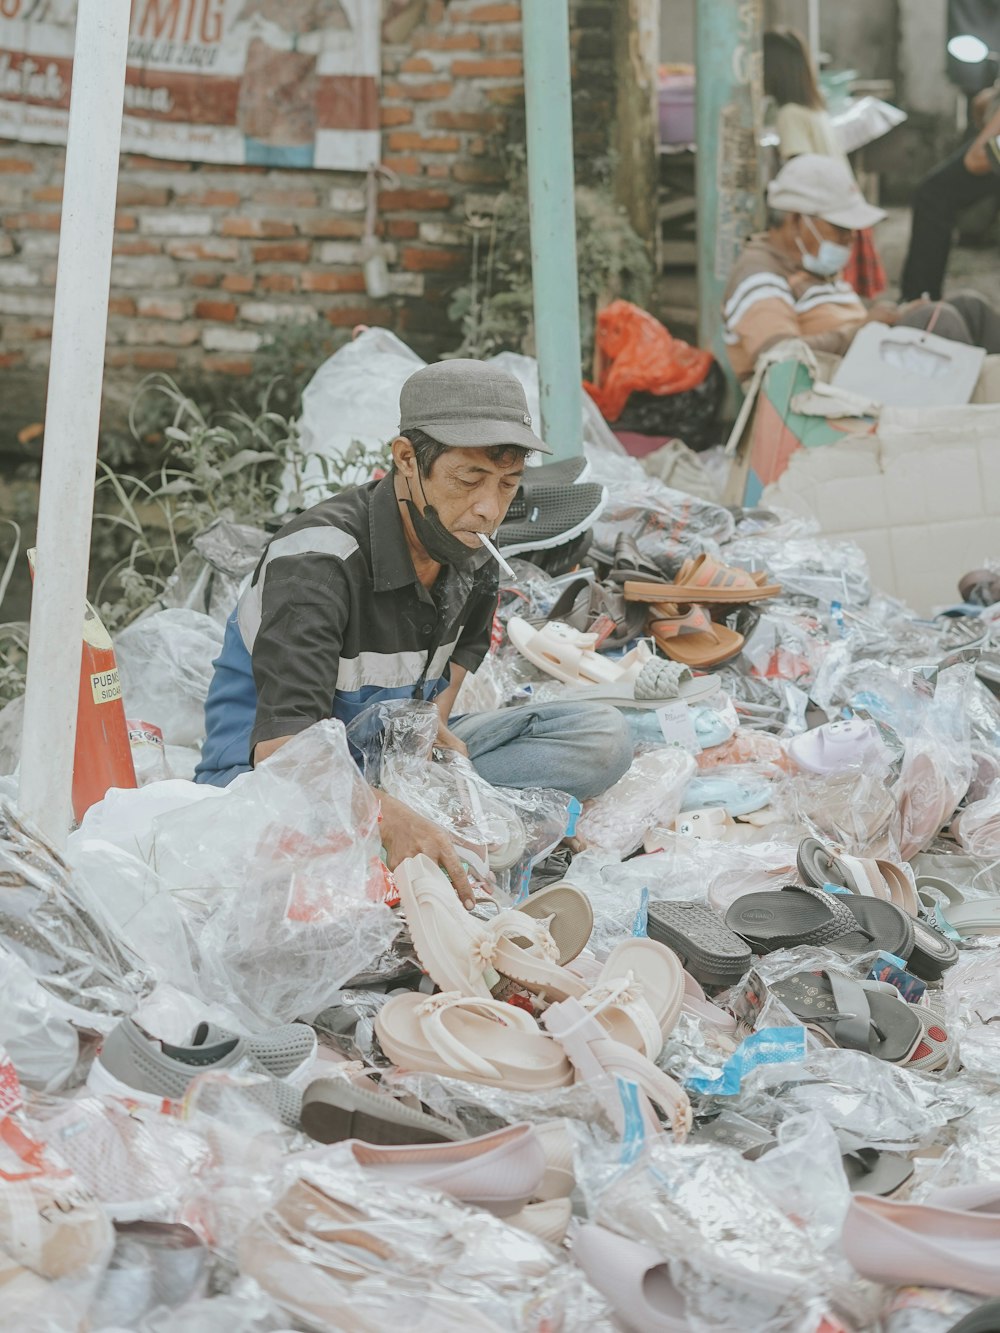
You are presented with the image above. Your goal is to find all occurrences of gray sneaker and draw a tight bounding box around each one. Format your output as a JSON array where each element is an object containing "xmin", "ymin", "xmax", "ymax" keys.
[
  {"xmin": 498, "ymin": 483, "xmax": 607, "ymax": 555},
  {"xmin": 186, "ymin": 1021, "xmax": 317, "ymax": 1083},
  {"xmin": 88, "ymin": 1019, "xmax": 302, "ymax": 1128}
]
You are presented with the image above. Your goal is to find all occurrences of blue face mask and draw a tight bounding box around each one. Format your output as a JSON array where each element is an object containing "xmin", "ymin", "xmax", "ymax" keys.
[{"xmin": 797, "ymin": 215, "xmax": 852, "ymax": 277}]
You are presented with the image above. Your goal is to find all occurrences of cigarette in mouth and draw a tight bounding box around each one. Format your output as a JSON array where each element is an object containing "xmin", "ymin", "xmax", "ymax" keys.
[{"xmin": 478, "ymin": 532, "xmax": 516, "ymax": 579}]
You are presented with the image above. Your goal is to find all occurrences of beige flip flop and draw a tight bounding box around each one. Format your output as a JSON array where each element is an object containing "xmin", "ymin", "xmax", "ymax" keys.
[
  {"xmin": 579, "ymin": 939, "xmax": 685, "ymax": 1059},
  {"xmin": 541, "ymin": 996, "xmax": 692, "ymax": 1140},
  {"xmin": 375, "ymin": 991, "xmax": 574, "ymax": 1091},
  {"xmin": 395, "ymin": 854, "xmax": 494, "ymax": 998},
  {"xmin": 514, "ymin": 882, "xmax": 594, "ymax": 964}
]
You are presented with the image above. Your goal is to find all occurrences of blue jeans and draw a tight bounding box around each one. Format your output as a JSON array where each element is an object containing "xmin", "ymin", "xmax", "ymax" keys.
[{"xmin": 450, "ymin": 702, "xmax": 633, "ymax": 802}]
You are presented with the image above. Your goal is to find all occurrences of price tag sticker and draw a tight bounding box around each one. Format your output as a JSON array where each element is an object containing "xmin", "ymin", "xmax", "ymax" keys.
[{"xmin": 655, "ymin": 701, "xmax": 700, "ymax": 753}]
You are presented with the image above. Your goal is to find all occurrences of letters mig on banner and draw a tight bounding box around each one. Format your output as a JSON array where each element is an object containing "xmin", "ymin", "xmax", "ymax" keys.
[{"xmin": 0, "ymin": 0, "xmax": 380, "ymax": 170}]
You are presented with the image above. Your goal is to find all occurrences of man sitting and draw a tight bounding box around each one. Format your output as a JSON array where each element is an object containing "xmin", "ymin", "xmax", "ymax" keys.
[
  {"xmin": 723, "ymin": 154, "xmax": 1000, "ymax": 382},
  {"xmin": 194, "ymin": 359, "xmax": 633, "ymax": 903}
]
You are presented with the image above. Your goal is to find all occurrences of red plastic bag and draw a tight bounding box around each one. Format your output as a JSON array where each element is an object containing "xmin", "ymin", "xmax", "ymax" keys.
[{"xmin": 583, "ymin": 299, "xmax": 715, "ymax": 422}]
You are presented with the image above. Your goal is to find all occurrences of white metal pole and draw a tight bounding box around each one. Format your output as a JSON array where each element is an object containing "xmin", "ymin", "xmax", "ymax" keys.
[
  {"xmin": 18, "ymin": 0, "xmax": 131, "ymax": 846},
  {"xmin": 806, "ymin": 0, "xmax": 821, "ymax": 70}
]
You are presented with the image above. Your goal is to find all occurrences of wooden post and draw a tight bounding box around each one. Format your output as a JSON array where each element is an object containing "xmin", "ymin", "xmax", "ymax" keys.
[{"xmin": 611, "ymin": 0, "xmax": 661, "ymax": 249}]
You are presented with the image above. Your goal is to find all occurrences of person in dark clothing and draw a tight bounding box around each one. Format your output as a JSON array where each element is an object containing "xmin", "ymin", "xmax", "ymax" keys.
[{"xmin": 901, "ymin": 97, "xmax": 1000, "ymax": 300}]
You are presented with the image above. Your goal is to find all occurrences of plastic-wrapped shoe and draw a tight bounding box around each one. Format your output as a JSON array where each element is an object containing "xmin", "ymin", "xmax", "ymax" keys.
[
  {"xmin": 87, "ymin": 1018, "xmax": 302, "ymax": 1127},
  {"xmin": 186, "ymin": 1020, "xmax": 317, "ymax": 1083}
]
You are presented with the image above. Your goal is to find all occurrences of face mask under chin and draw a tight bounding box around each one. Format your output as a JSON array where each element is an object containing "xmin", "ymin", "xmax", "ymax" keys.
[{"xmin": 401, "ymin": 468, "xmax": 484, "ymax": 569}]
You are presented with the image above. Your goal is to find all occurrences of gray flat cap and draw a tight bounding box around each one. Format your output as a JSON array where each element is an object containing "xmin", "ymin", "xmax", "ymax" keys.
[{"xmin": 398, "ymin": 358, "xmax": 551, "ymax": 454}]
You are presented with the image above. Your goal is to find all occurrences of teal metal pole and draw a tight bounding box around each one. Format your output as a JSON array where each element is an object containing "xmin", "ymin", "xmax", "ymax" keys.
[
  {"xmin": 695, "ymin": 0, "xmax": 764, "ymax": 387},
  {"xmin": 521, "ymin": 0, "xmax": 583, "ymax": 460}
]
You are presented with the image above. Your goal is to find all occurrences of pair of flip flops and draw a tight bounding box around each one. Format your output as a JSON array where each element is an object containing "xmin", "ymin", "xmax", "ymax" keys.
[
  {"xmin": 797, "ymin": 837, "xmax": 922, "ymax": 918},
  {"xmin": 726, "ymin": 882, "xmax": 958, "ymax": 982},
  {"xmin": 769, "ymin": 969, "xmax": 927, "ymax": 1066},
  {"xmin": 507, "ymin": 616, "xmax": 720, "ymax": 707}
]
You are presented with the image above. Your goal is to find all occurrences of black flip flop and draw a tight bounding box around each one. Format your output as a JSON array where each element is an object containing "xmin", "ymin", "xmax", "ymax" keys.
[
  {"xmin": 769, "ymin": 970, "xmax": 922, "ymax": 1063},
  {"xmin": 907, "ymin": 915, "xmax": 960, "ymax": 982},
  {"xmin": 726, "ymin": 883, "xmax": 875, "ymax": 955},
  {"xmin": 646, "ymin": 900, "xmax": 752, "ymax": 987}
]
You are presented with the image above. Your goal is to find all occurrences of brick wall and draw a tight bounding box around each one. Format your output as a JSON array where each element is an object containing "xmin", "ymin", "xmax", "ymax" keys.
[{"xmin": 0, "ymin": 0, "xmax": 617, "ymax": 442}]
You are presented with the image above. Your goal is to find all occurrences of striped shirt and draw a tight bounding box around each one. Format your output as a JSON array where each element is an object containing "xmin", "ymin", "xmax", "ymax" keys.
[
  {"xmin": 194, "ymin": 474, "xmax": 498, "ymax": 785},
  {"xmin": 722, "ymin": 234, "xmax": 866, "ymax": 380}
]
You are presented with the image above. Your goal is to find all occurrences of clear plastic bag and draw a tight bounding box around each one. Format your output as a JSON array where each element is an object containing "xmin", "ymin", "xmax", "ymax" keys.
[
  {"xmin": 0, "ymin": 1104, "xmax": 115, "ymax": 1330},
  {"xmin": 150, "ymin": 721, "xmax": 401, "ymax": 1028},
  {"xmin": 952, "ymin": 778, "xmax": 1000, "ymax": 856},
  {"xmin": 157, "ymin": 518, "xmax": 268, "ymax": 625},
  {"xmin": 575, "ymin": 747, "xmax": 695, "ymax": 857},
  {"xmin": 724, "ymin": 534, "xmax": 872, "ymax": 609},
  {"xmin": 350, "ymin": 700, "xmax": 573, "ymax": 891},
  {"xmin": 595, "ymin": 1141, "xmax": 828, "ymax": 1332},
  {"xmin": 115, "ymin": 608, "xmax": 225, "ymax": 748},
  {"xmin": 0, "ymin": 952, "xmax": 81, "ymax": 1092},
  {"xmin": 66, "ymin": 839, "xmax": 201, "ymax": 997},
  {"xmin": 238, "ymin": 1159, "xmax": 611, "ymax": 1333},
  {"xmin": 0, "ymin": 803, "xmax": 151, "ymax": 1030}
]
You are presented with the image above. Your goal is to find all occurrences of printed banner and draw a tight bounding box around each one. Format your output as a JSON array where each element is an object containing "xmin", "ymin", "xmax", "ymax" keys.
[{"xmin": 0, "ymin": 0, "xmax": 381, "ymax": 170}]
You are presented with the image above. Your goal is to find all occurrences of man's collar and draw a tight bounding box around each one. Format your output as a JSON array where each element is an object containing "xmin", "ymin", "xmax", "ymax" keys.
[{"xmin": 370, "ymin": 472, "xmax": 419, "ymax": 591}]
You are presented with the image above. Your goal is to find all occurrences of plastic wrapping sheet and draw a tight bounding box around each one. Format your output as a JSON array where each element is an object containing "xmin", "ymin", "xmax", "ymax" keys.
[
  {"xmin": 784, "ymin": 767, "xmax": 899, "ymax": 857},
  {"xmin": 588, "ymin": 471, "xmax": 734, "ymax": 569},
  {"xmin": 0, "ymin": 803, "xmax": 151, "ymax": 1030},
  {"xmin": 153, "ymin": 519, "xmax": 267, "ymax": 626},
  {"xmin": 736, "ymin": 1045, "xmax": 962, "ymax": 1152},
  {"xmin": 126, "ymin": 1279, "xmax": 291, "ymax": 1332},
  {"xmin": 115, "ymin": 609, "xmax": 225, "ymax": 748},
  {"xmin": 73, "ymin": 780, "xmax": 226, "ymax": 865},
  {"xmin": 952, "ymin": 779, "xmax": 1000, "ymax": 857},
  {"xmin": 239, "ymin": 1161, "xmax": 611, "ymax": 1332},
  {"xmin": 740, "ymin": 604, "xmax": 833, "ymax": 686},
  {"xmin": 561, "ymin": 849, "xmax": 648, "ymax": 958},
  {"xmin": 724, "ymin": 534, "xmax": 872, "ymax": 609},
  {"xmin": 496, "ymin": 559, "xmax": 579, "ymax": 626},
  {"xmin": 453, "ymin": 649, "xmax": 527, "ymax": 714},
  {"xmin": 712, "ymin": 667, "xmax": 809, "ymax": 735},
  {"xmin": 0, "ymin": 1106, "xmax": 115, "ymax": 1332},
  {"xmin": 354, "ymin": 701, "xmax": 572, "ymax": 889},
  {"xmin": 0, "ymin": 951, "xmax": 81, "ymax": 1092},
  {"xmin": 942, "ymin": 941, "xmax": 1000, "ymax": 1081},
  {"xmin": 67, "ymin": 840, "xmax": 201, "ymax": 997},
  {"xmin": 574, "ymin": 747, "xmax": 695, "ymax": 857},
  {"xmin": 747, "ymin": 1111, "xmax": 851, "ymax": 1250},
  {"xmin": 881, "ymin": 1288, "xmax": 984, "ymax": 1333},
  {"xmin": 594, "ymin": 1142, "xmax": 827, "ymax": 1332},
  {"xmin": 25, "ymin": 1094, "xmax": 214, "ymax": 1226},
  {"xmin": 385, "ymin": 1067, "xmax": 615, "ymax": 1142},
  {"xmin": 148, "ymin": 722, "xmax": 401, "ymax": 1028}
]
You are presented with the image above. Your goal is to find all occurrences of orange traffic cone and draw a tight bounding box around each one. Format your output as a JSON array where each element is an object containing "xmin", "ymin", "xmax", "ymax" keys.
[
  {"xmin": 73, "ymin": 598, "xmax": 137, "ymax": 821},
  {"xmin": 28, "ymin": 550, "xmax": 136, "ymax": 821}
]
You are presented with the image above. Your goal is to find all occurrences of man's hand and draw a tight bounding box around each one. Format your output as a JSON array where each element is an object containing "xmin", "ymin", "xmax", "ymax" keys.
[
  {"xmin": 435, "ymin": 721, "xmax": 469, "ymax": 757},
  {"xmin": 379, "ymin": 790, "xmax": 475, "ymax": 908}
]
